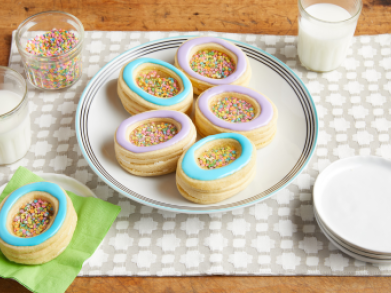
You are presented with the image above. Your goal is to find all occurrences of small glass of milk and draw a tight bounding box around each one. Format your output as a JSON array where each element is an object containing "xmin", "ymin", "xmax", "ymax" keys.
[
  {"xmin": 0, "ymin": 66, "xmax": 31, "ymax": 165},
  {"xmin": 298, "ymin": 0, "xmax": 362, "ymax": 72}
]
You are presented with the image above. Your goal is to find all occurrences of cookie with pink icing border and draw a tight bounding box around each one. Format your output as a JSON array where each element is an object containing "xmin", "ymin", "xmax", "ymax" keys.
[
  {"xmin": 194, "ymin": 85, "xmax": 278, "ymax": 149},
  {"xmin": 175, "ymin": 37, "xmax": 251, "ymax": 95},
  {"xmin": 114, "ymin": 110, "xmax": 197, "ymax": 176}
]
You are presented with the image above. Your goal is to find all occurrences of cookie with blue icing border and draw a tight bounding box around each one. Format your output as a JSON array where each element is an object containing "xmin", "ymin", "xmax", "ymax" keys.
[
  {"xmin": 118, "ymin": 57, "xmax": 193, "ymax": 116},
  {"xmin": 176, "ymin": 133, "xmax": 257, "ymax": 204},
  {"xmin": 0, "ymin": 182, "xmax": 77, "ymax": 264}
]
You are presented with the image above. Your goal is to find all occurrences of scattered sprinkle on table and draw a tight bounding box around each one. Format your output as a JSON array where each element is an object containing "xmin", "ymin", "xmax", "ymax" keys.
[
  {"xmin": 198, "ymin": 146, "xmax": 238, "ymax": 169},
  {"xmin": 130, "ymin": 122, "xmax": 178, "ymax": 147},
  {"xmin": 190, "ymin": 49, "xmax": 235, "ymax": 79},
  {"xmin": 211, "ymin": 97, "xmax": 255, "ymax": 123},
  {"xmin": 24, "ymin": 28, "xmax": 81, "ymax": 89},
  {"xmin": 12, "ymin": 199, "xmax": 54, "ymax": 238},
  {"xmin": 137, "ymin": 70, "xmax": 179, "ymax": 98}
]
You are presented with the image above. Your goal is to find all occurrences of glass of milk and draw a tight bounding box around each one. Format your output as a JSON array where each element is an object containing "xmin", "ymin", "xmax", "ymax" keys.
[
  {"xmin": 298, "ymin": 0, "xmax": 362, "ymax": 72},
  {"xmin": 0, "ymin": 66, "xmax": 31, "ymax": 165}
]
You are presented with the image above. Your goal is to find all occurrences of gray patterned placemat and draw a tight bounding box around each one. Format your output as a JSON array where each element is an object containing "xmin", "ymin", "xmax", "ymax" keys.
[{"xmin": 3, "ymin": 31, "xmax": 391, "ymax": 276}]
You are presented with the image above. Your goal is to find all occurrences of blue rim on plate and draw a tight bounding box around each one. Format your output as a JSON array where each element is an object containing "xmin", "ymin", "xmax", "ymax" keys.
[{"xmin": 76, "ymin": 36, "xmax": 318, "ymax": 214}]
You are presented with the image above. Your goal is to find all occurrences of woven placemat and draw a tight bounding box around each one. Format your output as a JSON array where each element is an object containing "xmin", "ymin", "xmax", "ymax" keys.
[{"xmin": 3, "ymin": 31, "xmax": 391, "ymax": 276}]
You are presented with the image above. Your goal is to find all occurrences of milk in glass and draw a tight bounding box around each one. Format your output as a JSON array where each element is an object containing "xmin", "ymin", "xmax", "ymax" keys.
[
  {"xmin": 0, "ymin": 69, "xmax": 31, "ymax": 165},
  {"xmin": 298, "ymin": 1, "xmax": 362, "ymax": 72}
]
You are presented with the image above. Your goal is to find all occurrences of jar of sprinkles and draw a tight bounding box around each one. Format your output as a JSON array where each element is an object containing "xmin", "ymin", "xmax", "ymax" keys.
[{"xmin": 15, "ymin": 11, "xmax": 84, "ymax": 90}]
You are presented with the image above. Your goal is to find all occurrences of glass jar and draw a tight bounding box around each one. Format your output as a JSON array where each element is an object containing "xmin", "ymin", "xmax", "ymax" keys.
[
  {"xmin": 15, "ymin": 11, "xmax": 84, "ymax": 90},
  {"xmin": 0, "ymin": 66, "xmax": 30, "ymax": 165}
]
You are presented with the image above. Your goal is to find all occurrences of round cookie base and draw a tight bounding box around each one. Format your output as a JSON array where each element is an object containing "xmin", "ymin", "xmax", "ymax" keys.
[
  {"xmin": 176, "ymin": 144, "xmax": 257, "ymax": 204},
  {"xmin": 118, "ymin": 64, "xmax": 193, "ymax": 116},
  {"xmin": 0, "ymin": 189, "xmax": 77, "ymax": 265},
  {"xmin": 114, "ymin": 120, "xmax": 197, "ymax": 176},
  {"xmin": 194, "ymin": 93, "xmax": 278, "ymax": 149},
  {"xmin": 174, "ymin": 39, "xmax": 252, "ymax": 95}
]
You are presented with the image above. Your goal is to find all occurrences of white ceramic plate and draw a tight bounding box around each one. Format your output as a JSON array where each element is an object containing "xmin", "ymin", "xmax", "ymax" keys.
[
  {"xmin": 0, "ymin": 173, "xmax": 97, "ymax": 198},
  {"xmin": 314, "ymin": 156, "xmax": 391, "ymax": 255},
  {"xmin": 314, "ymin": 209, "xmax": 391, "ymax": 264},
  {"xmin": 314, "ymin": 208, "xmax": 391, "ymax": 260},
  {"xmin": 76, "ymin": 36, "xmax": 318, "ymax": 214}
]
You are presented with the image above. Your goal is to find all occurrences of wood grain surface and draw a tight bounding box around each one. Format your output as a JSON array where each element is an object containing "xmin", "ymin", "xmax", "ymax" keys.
[
  {"xmin": 1, "ymin": 0, "xmax": 391, "ymax": 292},
  {"xmin": 1, "ymin": 276, "xmax": 391, "ymax": 293}
]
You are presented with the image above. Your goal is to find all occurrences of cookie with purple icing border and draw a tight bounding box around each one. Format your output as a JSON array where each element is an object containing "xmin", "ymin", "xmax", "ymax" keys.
[
  {"xmin": 194, "ymin": 85, "xmax": 278, "ymax": 149},
  {"xmin": 114, "ymin": 110, "xmax": 197, "ymax": 176},
  {"xmin": 174, "ymin": 37, "xmax": 251, "ymax": 95}
]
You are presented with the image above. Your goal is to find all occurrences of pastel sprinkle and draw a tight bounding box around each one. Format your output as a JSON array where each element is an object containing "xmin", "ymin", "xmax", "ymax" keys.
[
  {"xmin": 12, "ymin": 199, "xmax": 54, "ymax": 238},
  {"xmin": 24, "ymin": 28, "xmax": 81, "ymax": 89},
  {"xmin": 25, "ymin": 28, "xmax": 78, "ymax": 57},
  {"xmin": 198, "ymin": 146, "xmax": 238, "ymax": 169},
  {"xmin": 211, "ymin": 96, "xmax": 255, "ymax": 123},
  {"xmin": 130, "ymin": 121, "xmax": 178, "ymax": 147},
  {"xmin": 189, "ymin": 49, "xmax": 235, "ymax": 79},
  {"xmin": 137, "ymin": 70, "xmax": 179, "ymax": 98}
]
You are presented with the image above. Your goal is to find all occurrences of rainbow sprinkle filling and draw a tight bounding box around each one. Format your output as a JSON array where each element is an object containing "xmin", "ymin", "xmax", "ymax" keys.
[
  {"xmin": 190, "ymin": 50, "xmax": 235, "ymax": 79},
  {"xmin": 12, "ymin": 199, "xmax": 54, "ymax": 238},
  {"xmin": 198, "ymin": 146, "xmax": 238, "ymax": 169},
  {"xmin": 137, "ymin": 70, "xmax": 180, "ymax": 98},
  {"xmin": 211, "ymin": 97, "xmax": 255, "ymax": 123},
  {"xmin": 25, "ymin": 29, "xmax": 78, "ymax": 57},
  {"xmin": 24, "ymin": 28, "xmax": 81, "ymax": 89},
  {"xmin": 130, "ymin": 122, "xmax": 178, "ymax": 147}
]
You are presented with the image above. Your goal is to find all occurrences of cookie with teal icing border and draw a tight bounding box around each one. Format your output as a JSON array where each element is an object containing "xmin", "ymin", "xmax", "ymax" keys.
[
  {"xmin": 0, "ymin": 182, "xmax": 78, "ymax": 264},
  {"xmin": 176, "ymin": 133, "xmax": 257, "ymax": 204},
  {"xmin": 0, "ymin": 182, "xmax": 66, "ymax": 247},
  {"xmin": 118, "ymin": 57, "xmax": 193, "ymax": 116}
]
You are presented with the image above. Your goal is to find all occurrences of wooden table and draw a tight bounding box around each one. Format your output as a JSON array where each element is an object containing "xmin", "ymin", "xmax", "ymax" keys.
[{"xmin": 1, "ymin": 1, "xmax": 391, "ymax": 292}]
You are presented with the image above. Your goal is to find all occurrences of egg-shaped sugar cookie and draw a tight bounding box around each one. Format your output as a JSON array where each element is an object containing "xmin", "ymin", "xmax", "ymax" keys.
[
  {"xmin": 118, "ymin": 57, "xmax": 193, "ymax": 116},
  {"xmin": 175, "ymin": 37, "xmax": 251, "ymax": 95},
  {"xmin": 0, "ymin": 182, "xmax": 77, "ymax": 265},
  {"xmin": 114, "ymin": 110, "xmax": 197, "ymax": 176},
  {"xmin": 194, "ymin": 85, "xmax": 278, "ymax": 149},
  {"xmin": 176, "ymin": 133, "xmax": 257, "ymax": 204}
]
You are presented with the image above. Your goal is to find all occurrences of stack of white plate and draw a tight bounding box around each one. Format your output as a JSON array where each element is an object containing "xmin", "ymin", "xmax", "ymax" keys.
[{"xmin": 313, "ymin": 156, "xmax": 391, "ymax": 264}]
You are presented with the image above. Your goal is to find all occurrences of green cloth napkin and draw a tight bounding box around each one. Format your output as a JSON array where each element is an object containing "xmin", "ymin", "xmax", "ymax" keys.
[{"xmin": 0, "ymin": 167, "xmax": 121, "ymax": 293}]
